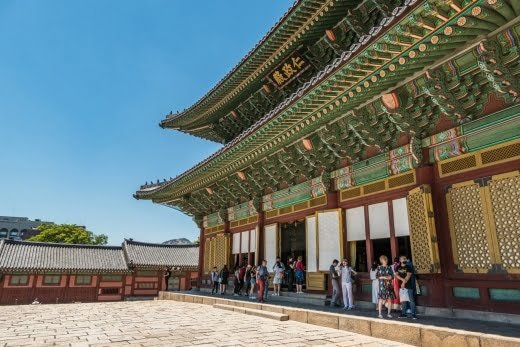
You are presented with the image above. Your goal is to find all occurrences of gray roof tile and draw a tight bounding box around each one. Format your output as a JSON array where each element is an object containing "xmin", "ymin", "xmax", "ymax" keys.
[
  {"xmin": 123, "ymin": 239, "xmax": 199, "ymax": 269},
  {"xmin": 0, "ymin": 239, "xmax": 128, "ymax": 272}
]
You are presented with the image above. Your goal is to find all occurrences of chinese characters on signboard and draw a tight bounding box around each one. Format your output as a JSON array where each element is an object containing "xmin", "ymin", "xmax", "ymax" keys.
[{"xmin": 267, "ymin": 52, "xmax": 310, "ymax": 89}]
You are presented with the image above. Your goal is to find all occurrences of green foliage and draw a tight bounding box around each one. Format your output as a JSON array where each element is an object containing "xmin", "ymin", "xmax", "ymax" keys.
[{"xmin": 29, "ymin": 224, "xmax": 108, "ymax": 245}]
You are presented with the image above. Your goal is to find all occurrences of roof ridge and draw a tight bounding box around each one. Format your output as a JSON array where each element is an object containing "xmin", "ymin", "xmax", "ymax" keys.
[
  {"xmin": 124, "ymin": 239, "xmax": 198, "ymax": 248},
  {"xmin": 2, "ymin": 239, "xmax": 122, "ymax": 250}
]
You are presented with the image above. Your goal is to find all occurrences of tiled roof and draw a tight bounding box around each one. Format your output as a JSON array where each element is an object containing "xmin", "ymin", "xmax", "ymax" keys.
[
  {"xmin": 123, "ymin": 239, "xmax": 199, "ymax": 268},
  {"xmin": 0, "ymin": 239, "xmax": 128, "ymax": 272}
]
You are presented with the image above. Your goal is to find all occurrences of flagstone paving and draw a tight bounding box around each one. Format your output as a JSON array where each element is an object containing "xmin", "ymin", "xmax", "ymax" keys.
[{"xmin": 0, "ymin": 300, "xmax": 412, "ymax": 347}]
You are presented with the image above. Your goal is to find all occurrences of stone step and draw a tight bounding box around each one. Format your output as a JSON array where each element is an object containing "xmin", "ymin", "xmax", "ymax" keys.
[
  {"xmin": 213, "ymin": 303, "xmax": 289, "ymax": 321},
  {"xmin": 268, "ymin": 292, "xmax": 326, "ymax": 306}
]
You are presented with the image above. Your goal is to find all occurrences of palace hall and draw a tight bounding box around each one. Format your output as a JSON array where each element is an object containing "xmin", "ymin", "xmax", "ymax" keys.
[{"xmin": 135, "ymin": 0, "xmax": 520, "ymax": 314}]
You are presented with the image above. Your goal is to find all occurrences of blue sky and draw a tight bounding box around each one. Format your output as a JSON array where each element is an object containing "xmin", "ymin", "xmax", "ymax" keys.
[{"xmin": 0, "ymin": 0, "xmax": 292, "ymax": 244}]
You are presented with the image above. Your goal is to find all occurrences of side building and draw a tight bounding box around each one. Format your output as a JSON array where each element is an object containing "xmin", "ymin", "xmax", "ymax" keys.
[
  {"xmin": 0, "ymin": 216, "xmax": 54, "ymax": 240},
  {"xmin": 0, "ymin": 239, "xmax": 199, "ymax": 305},
  {"xmin": 135, "ymin": 0, "xmax": 520, "ymax": 314}
]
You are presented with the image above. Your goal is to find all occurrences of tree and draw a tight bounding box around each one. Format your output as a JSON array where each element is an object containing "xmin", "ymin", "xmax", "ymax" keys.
[{"xmin": 29, "ymin": 224, "xmax": 108, "ymax": 245}]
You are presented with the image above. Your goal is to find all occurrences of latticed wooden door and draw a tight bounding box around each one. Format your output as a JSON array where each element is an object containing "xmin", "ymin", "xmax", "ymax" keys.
[
  {"xmin": 406, "ymin": 185, "xmax": 441, "ymax": 274},
  {"xmin": 446, "ymin": 171, "xmax": 520, "ymax": 274}
]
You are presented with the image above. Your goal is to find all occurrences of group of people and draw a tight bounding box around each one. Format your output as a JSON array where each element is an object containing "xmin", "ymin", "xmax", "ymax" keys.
[
  {"xmin": 370, "ymin": 255, "xmax": 418, "ymax": 319},
  {"xmin": 328, "ymin": 254, "xmax": 417, "ymax": 319},
  {"xmin": 210, "ymin": 256, "xmax": 306, "ymax": 303},
  {"xmin": 208, "ymin": 253, "xmax": 418, "ymax": 320}
]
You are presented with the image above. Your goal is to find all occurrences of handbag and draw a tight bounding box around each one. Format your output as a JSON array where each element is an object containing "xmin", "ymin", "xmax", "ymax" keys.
[
  {"xmin": 218, "ymin": 277, "xmax": 222, "ymax": 284},
  {"xmin": 399, "ymin": 288, "xmax": 410, "ymax": 302}
]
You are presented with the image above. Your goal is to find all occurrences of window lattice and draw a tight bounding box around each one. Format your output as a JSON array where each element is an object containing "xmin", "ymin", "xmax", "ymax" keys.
[
  {"xmin": 440, "ymin": 155, "xmax": 477, "ymax": 175},
  {"xmin": 446, "ymin": 183, "xmax": 493, "ymax": 273},
  {"xmin": 489, "ymin": 173, "xmax": 520, "ymax": 271},
  {"xmin": 406, "ymin": 185, "xmax": 441, "ymax": 274},
  {"xmin": 481, "ymin": 142, "xmax": 520, "ymax": 165}
]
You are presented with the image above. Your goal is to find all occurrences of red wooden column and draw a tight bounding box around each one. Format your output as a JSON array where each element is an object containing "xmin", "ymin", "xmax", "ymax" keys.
[
  {"xmin": 257, "ymin": 211, "xmax": 265, "ymax": 263},
  {"xmin": 364, "ymin": 205, "xmax": 373, "ymax": 266},
  {"xmin": 388, "ymin": 200, "xmax": 398, "ymax": 259},
  {"xmin": 197, "ymin": 224, "xmax": 204, "ymax": 288}
]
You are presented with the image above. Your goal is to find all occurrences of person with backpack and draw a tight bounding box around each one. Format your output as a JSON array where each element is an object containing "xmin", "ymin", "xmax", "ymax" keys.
[
  {"xmin": 396, "ymin": 255, "xmax": 417, "ymax": 320},
  {"xmin": 256, "ymin": 260, "xmax": 268, "ymax": 303},
  {"xmin": 210, "ymin": 266, "xmax": 219, "ymax": 295}
]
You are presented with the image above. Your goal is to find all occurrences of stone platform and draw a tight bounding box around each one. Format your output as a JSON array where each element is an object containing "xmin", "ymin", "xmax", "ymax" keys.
[{"xmin": 158, "ymin": 291, "xmax": 520, "ymax": 347}]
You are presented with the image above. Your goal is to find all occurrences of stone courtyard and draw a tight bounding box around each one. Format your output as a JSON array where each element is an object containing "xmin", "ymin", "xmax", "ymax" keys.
[{"xmin": 0, "ymin": 300, "xmax": 411, "ymax": 347}]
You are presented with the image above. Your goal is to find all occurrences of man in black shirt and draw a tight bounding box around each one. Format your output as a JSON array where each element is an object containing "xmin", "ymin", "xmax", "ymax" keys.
[
  {"xmin": 329, "ymin": 259, "xmax": 341, "ymax": 307},
  {"xmin": 395, "ymin": 255, "xmax": 417, "ymax": 319}
]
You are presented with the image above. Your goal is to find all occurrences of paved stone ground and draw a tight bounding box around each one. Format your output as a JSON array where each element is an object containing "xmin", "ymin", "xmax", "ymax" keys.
[{"xmin": 0, "ymin": 301, "xmax": 412, "ymax": 347}]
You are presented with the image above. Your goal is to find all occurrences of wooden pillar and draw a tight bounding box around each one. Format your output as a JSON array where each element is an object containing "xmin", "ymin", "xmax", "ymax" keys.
[
  {"xmin": 95, "ymin": 273, "xmax": 101, "ymax": 301},
  {"xmin": 388, "ymin": 200, "xmax": 398, "ymax": 259},
  {"xmin": 197, "ymin": 225, "xmax": 204, "ymax": 288},
  {"xmin": 364, "ymin": 205, "xmax": 373, "ymax": 266},
  {"xmin": 258, "ymin": 211, "xmax": 265, "ymax": 262},
  {"xmin": 224, "ymin": 221, "xmax": 231, "ymax": 267}
]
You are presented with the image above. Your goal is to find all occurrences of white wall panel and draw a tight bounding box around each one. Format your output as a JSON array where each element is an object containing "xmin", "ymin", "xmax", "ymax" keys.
[
  {"xmin": 232, "ymin": 232, "xmax": 241, "ymax": 254},
  {"xmin": 345, "ymin": 206, "xmax": 366, "ymax": 241},
  {"xmin": 317, "ymin": 210, "xmax": 342, "ymax": 271},
  {"xmin": 250, "ymin": 228, "xmax": 257, "ymax": 253},
  {"xmin": 264, "ymin": 224, "xmax": 278, "ymax": 271},
  {"xmin": 368, "ymin": 202, "xmax": 390, "ymax": 239},
  {"xmin": 392, "ymin": 198, "xmax": 410, "ymax": 237},
  {"xmin": 241, "ymin": 231, "xmax": 249, "ymax": 253},
  {"xmin": 306, "ymin": 216, "xmax": 317, "ymax": 273}
]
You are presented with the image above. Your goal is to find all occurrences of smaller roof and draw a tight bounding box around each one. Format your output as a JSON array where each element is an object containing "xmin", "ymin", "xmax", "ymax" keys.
[
  {"xmin": 123, "ymin": 239, "xmax": 199, "ymax": 269},
  {"xmin": 0, "ymin": 239, "xmax": 128, "ymax": 272}
]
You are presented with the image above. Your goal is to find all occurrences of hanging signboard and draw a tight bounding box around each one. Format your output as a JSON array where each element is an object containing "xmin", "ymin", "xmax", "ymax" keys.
[{"xmin": 267, "ymin": 51, "xmax": 310, "ymax": 89}]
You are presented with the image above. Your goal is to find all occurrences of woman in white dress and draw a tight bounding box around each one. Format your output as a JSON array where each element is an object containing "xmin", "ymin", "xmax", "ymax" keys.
[{"xmin": 370, "ymin": 261, "xmax": 379, "ymax": 307}]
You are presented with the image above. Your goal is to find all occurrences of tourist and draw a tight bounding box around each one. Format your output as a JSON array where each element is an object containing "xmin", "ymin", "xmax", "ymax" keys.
[
  {"xmin": 256, "ymin": 260, "xmax": 268, "ymax": 303},
  {"xmin": 340, "ymin": 259, "xmax": 357, "ymax": 310},
  {"xmin": 264, "ymin": 274, "xmax": 270, "ymax": 301},
  {"xmin": 369, "ymin": 262, "xmax": 379, "ymax": 307},
  {"xmin": 245, "ymin": 264, "xmax": 252, "ymax": 295},
  {"xmin": 219, "ymin": 265, "xmax": 229, "ymax": 295},
  {"xmin": 295, "ymin": 256, "xmax": 305, "ymax": 294},
  {"xmin": 376, "ymin": 255, "xmax": 395, "ymax": 318},
  {"xmin": 163, "ymin": 267, "xmax": 172, "ymax": 291},
  {"xmin": 392, "ymin": 257, "xmax": 401, "ymax": 311},
  {"xmin": 233, "ymin": 265, "xmax": 241, "ymax": 296},
  {"xmin": 238, "ymin": 262, "xmax": 246, "ymax": 295},
  {"xmin": 286, "ymin": 256, "xmax": 295, "ymax": 292},
  {"xmin": 272, "ymin": 256, "xmax": 285, "ymax": 296},
  {"xmin": 396, "ymin": 255, "xmax": 417, "ymax": 319},
  {"xmin": 329, "ymin": 259, "xmax": 341, "ymax": 307},
  {"xmin": 211, "ymin": 266, "xmax": 219, "ymax": 295},
  {"xmin": 248, "ymin": 265, "xmax": 257, "ymax": 299}
]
